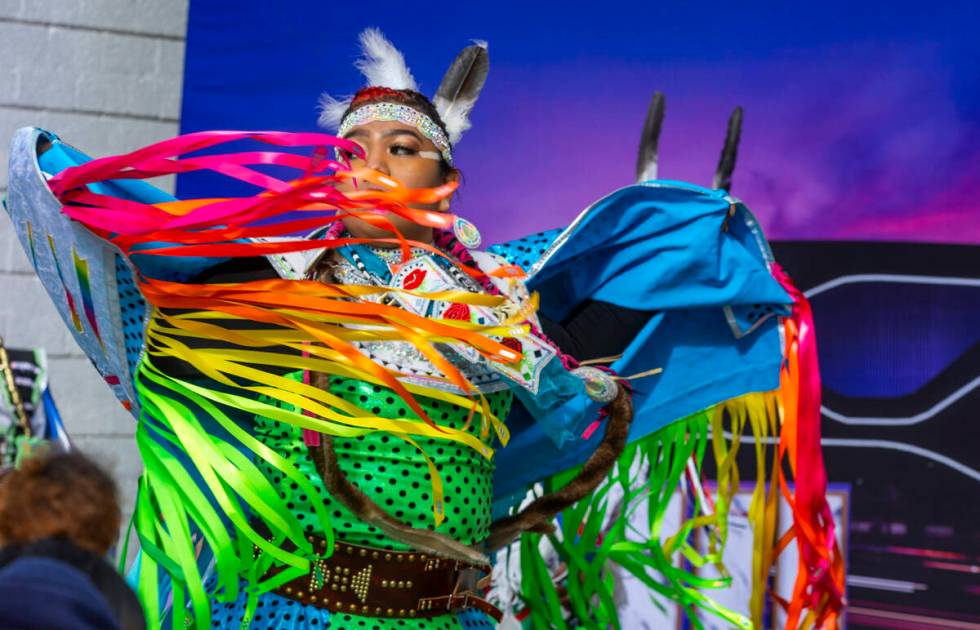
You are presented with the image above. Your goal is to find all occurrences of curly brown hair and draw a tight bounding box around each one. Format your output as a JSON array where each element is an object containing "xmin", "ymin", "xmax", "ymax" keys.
[{"xmin": 0, "ymin": 450, "xmax": 121, "ymax": 555}]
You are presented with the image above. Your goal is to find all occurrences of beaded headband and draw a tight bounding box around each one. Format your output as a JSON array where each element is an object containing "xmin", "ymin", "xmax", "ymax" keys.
[
  {"xmin": 319, "ymin": 29, "xmax": 489, "ymax": 168},
  {"xmin": 338, "ymin": 102, "xmax": 454, "ymax": 165}
]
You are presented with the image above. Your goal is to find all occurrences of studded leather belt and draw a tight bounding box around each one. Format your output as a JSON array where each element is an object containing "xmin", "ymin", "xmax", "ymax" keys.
[{"xmin": 261, "ymin": 530, "xmax": 502, "ymax": 622}]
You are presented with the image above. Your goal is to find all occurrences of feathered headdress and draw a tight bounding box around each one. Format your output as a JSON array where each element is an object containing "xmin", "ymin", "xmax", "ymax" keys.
[{"xmin": 318, "ymin": 28, "xmax": 489, "ymax": 157}]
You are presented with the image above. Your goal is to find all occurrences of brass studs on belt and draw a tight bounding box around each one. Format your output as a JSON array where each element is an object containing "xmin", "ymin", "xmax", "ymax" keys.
[
  {"xmin": 384, "ymin": 553, "xmax": 392, "ymax": 561},
  {"xmin": 379, "ymin": 579, "xmax": 412, "ymax": 590}
]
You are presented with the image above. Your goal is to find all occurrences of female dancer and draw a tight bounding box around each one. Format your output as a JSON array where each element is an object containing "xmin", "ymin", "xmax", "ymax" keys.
[{"xmin": 4, "ymin": 28, "xmax": 842, "ymax": 629}]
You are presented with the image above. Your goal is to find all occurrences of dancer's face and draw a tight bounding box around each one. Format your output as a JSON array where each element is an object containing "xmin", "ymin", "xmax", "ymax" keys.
[{"xmin": 336, "ymin": 119, "xmax": 458, "ymax": 245}]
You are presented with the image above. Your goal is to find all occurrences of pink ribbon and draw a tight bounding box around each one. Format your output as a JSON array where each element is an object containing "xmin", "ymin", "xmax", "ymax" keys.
[{"xmin": 771, "ymin": 263, "xmax": 844, "ymax": 623}]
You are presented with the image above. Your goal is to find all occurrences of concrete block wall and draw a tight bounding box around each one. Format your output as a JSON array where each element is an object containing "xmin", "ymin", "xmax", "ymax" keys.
[{"xmin": 0, "ymin": 0, "xmax": 188, "ymax": 546}]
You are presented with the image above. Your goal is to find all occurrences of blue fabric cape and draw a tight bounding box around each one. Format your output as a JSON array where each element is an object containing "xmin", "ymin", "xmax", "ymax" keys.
[
  {"xmin": 12, "ymin": 128, "xmax": 790, "ymax": 513},
  {"xmin": 488, "ymin": 181, "xmax": 791, "ymax": 503}
]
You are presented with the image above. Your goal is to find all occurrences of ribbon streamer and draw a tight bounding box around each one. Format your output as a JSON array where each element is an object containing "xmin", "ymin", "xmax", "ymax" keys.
[{"xmin": 47, "ymin": 130, "xmax": 539, "ymax": 629}]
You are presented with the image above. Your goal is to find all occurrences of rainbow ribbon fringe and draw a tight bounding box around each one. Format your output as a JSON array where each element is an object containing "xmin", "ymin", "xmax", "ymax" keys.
[
  {"xmin": 47, "ymin": 130, "xmax": 844, "ymax": 629},
  {"xmin": 49, "ymin": 131, "xmax": 528, "ymax": 629}
]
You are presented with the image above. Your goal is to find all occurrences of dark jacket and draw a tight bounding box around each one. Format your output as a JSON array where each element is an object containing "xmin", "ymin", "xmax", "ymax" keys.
[{"xmin": 0, "ymin": 538, "xmax": 146, "ymax": 630}]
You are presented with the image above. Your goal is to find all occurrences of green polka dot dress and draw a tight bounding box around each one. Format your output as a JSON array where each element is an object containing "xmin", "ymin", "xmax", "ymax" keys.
[{"xmin": 209, "ymin": 372, "xmax": 512, "ymax": 629}]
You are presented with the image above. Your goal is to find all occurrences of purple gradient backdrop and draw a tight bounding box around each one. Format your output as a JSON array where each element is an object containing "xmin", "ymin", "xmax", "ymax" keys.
[
  {"xmin": 453, "ymin": 46, "xmax": 980, "ymax": 245},
  {"xmin": 180, "ymin": 2, "xmax": 980, "ymax": 246}
]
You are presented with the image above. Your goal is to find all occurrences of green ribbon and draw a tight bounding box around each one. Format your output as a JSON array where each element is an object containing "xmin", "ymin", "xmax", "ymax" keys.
[
  {"xmin": 515, "ymin": 409, "xmax": 754, "ymax": 630},
  {"xmin": 128, "ymin": 356, "xmax": 337, "ymax": 629}
]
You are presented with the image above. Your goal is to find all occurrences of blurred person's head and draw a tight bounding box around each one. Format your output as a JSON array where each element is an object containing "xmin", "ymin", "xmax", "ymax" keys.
[
  {"xmin": 0, "ymin": 450, "xmax": 121, "ymax": 555},
  {"xmin": 0, "ymin": 450, "xmax": 143, "ymax": 630}
]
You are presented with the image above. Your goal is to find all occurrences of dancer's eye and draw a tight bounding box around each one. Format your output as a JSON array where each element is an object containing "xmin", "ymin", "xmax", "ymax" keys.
[
  {"xmin": 390, "ymin": 144, "xmax": 419, "ymax": 157},
  {"xmin": 337, "ymin": 149, "xmax": 353, "ymax": 161},
  {"xmin": 338, "ymin": 144, "xmax": 365, "ymax": 162}
]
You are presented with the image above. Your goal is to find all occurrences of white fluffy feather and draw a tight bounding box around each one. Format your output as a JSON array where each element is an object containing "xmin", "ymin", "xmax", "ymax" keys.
[
  {"xmin": 317, "ymin": 93, "xmax": 352, "ymax": 129},
  {"xmin": 354, "ymin": 28, "xmax": 418, "ymax": 91}
]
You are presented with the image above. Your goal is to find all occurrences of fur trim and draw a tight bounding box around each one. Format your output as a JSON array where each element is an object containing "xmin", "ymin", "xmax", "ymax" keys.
[
  {"xmin": 308, "ymin": 373, "xmax": 489, "ymax": 566},
  {"xmin": 485, "ymin": 385, "xmax": 634, "ymax": 551}
]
